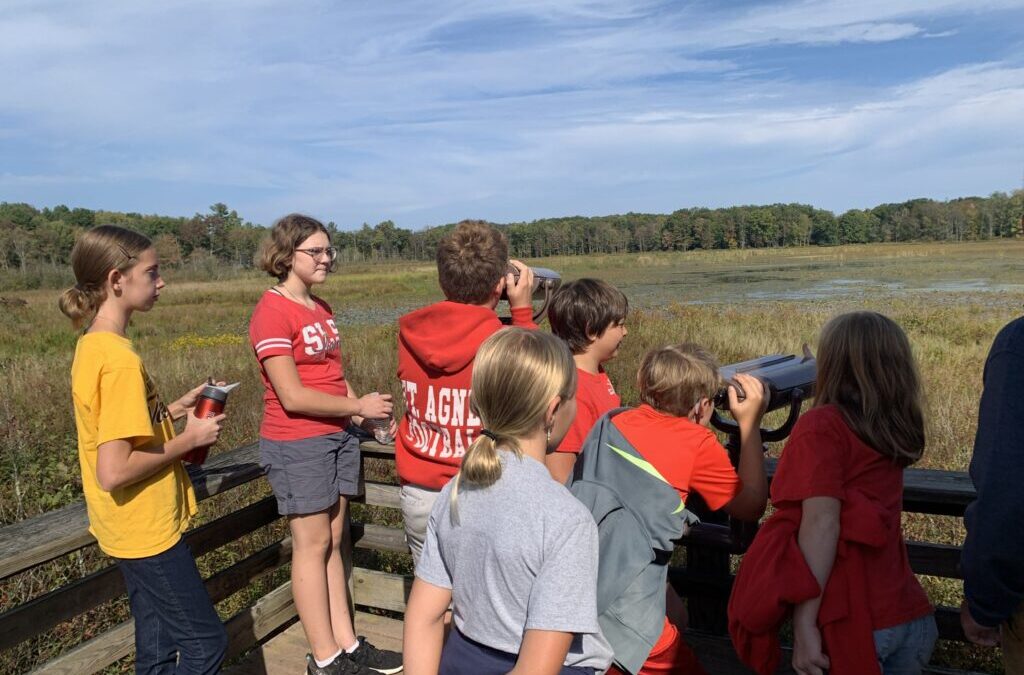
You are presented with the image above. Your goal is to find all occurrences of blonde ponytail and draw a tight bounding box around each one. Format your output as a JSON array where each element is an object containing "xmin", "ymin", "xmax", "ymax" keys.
[
  {"xmin": 461, "ymin": 434, "xmax": 505, "ymax": 487},
  {"xmin": 449, "ymin": 328, "xmax": 576, "ymax": 522},
  {"xmin": 58, "ymin": 226, "xmax": 153, "ymax": 328}
]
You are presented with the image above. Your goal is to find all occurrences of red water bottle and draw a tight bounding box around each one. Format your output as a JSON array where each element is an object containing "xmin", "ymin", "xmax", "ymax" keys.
[{"xmin": 183, "ymin": 382, "xmax": 238, "ymax": 465}]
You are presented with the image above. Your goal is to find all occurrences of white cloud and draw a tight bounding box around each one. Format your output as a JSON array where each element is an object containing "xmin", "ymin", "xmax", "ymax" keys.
[{"xmin": 0, "ymin": 0, "xmax": 1022, "ymax": 224}]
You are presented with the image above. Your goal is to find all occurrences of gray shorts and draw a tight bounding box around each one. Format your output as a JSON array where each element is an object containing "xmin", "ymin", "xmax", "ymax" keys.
[{"xmin": 260, "ymin": 430, "xmax": 363, "ymax": 516}]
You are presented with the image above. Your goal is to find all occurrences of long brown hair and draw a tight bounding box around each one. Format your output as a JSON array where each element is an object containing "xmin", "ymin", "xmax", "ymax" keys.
[
  {"xmin": 814, "ymin": 311, "xmax": 925, "ymax": 466},
  {"xmin": 58, "ymin": 225, "xmax": 153, "ymax": 328}
]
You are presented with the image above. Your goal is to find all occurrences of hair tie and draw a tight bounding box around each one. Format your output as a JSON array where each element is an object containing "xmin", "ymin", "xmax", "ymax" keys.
[
  {"xmin": 74, "ymin": 282, "xmax": 87, "ymax": 292},
  {"xmin": 480, "ymin": 429, "xmax": 498, "ymax": 441}
]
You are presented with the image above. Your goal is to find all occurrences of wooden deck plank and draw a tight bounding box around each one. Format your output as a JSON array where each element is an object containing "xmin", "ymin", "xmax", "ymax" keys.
[{"xmin": 227, "ymin": 612, "xmax": 403, "ymax": 675}]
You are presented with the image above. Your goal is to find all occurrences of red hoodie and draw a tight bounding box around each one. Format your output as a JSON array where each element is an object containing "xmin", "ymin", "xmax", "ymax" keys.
[{"xmin": 395, "ymin": 301, "xmax": 536, "ymax": 489}]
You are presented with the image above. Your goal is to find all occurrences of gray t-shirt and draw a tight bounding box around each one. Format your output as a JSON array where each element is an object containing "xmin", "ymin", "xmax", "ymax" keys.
[{"xmin": 416, "ymin": 451, "xmax": 613, "ymax": 671}]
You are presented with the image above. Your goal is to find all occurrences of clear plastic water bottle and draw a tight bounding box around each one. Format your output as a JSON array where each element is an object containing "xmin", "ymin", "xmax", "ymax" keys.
[
  {"xmin": 365, "ymin": 392, "xmax": 394, "ymax": 444},
  {"xmin": 371, "ymin": 420, "xmax": 394, "ymax": 445}
]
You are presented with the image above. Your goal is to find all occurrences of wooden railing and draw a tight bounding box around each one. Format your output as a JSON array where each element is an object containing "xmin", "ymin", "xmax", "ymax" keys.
[{"xmin": 0, "ymin": 441, "xmax": 989, "ymax": 674}]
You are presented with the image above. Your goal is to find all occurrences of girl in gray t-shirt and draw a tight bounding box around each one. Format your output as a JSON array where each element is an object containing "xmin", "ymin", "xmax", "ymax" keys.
[{"xmin": 402, "ymin": 328, "xmax": 613, "ymax": 675}]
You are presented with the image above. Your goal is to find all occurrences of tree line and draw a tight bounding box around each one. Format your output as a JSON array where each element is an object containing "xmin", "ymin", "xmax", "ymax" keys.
[{"xmin": 2, "ymin": 192, "xmax": 1022, "ymax": 280}]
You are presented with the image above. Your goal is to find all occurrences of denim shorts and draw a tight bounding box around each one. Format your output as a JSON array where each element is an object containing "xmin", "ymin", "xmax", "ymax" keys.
[
  {"xmin": 873, "ymin": 613, "xmax": 938, "ymax": 675},
  {"xmin": 260, "ymin": 430, "xmax": 362, "ymax": 515}
]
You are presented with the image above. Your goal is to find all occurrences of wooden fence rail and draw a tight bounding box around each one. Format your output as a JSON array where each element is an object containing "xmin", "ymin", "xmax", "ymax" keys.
[{"xmin": 0, "ymin": 439, "xmax": 988, "ymax": 674}]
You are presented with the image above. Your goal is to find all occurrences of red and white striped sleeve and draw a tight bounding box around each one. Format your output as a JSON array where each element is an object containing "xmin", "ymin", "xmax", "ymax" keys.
[{"xmin": 249, "ymin": 299, "xmax": 295, "ymax": 362}]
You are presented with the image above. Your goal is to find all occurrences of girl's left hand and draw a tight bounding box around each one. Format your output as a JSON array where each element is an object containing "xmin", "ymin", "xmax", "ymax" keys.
[{"xmin": 792, "ymin": 623, "xmax": 830, "ymax": 675}]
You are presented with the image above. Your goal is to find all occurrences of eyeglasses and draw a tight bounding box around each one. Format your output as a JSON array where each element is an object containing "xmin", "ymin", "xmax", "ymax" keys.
[{"xmin": 295, "ymin": 246, "xmax": 338, "ymax": 262}]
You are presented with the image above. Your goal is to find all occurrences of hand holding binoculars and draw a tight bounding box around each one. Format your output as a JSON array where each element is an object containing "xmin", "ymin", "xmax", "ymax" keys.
[
  {"xmin": 499, "ymin": 263, "xmax": 562, "ymax": 324},
  {"xmin": 711, "ymin": 345, "xmax": 816, "ymax": 442}
]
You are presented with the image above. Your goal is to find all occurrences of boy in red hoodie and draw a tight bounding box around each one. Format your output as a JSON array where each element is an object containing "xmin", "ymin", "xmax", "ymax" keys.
[
  {"xmin": 395, "ymin": 220, "xmax": 536, "ymax": 563},
  {"xmin": 545, "ymin": 278, "xmax": 628, "ymax": 485}
]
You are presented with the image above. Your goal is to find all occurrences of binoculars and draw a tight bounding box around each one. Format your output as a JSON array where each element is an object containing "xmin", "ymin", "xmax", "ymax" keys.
[
  {"xmin": 711, "ymin": 347, "xmax": 816, "ymax": 442},
  {"xmin": 713, "ymin": 347, "xmax": 817, "ymax": 416},
  {"xmin": 500, "ymin": 265, "xmax": 562, "ymax": 323}
]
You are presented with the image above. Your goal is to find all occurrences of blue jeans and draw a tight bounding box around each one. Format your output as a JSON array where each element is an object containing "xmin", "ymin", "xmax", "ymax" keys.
[
  {"xmin": 872, "ymin": 614, "xmax": 938, "ymax": 675},
  {"xmin": 118, "ymin": 538, "xmax": 228, "ymax": 675}
]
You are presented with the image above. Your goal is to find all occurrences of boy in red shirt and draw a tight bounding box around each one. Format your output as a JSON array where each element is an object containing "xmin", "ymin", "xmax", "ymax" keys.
[
  {"xmin": 396, "ymin": 220, "xmax": 536, "ymax": 563},
  {"xmin": 608, "ymin": 344, "xmax": 768, "ymax": 675},
  {"xmin": 545, "ymin": 278, "xmax": 628, "ymax": 484}
]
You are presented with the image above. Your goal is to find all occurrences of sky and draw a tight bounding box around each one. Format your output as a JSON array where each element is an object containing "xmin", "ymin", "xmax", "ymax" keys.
[{"xmin": 2, "ymin": 0, "xmax": 1024, "ymax": 230}]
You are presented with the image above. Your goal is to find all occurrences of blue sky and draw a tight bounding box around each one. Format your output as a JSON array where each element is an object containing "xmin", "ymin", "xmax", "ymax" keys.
[{"xmin": 2, "ymin": 0, "xmax": 1023, "ymax": 229}]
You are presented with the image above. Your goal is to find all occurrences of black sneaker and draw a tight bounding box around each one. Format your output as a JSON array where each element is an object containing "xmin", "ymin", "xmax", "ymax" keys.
[
  {"xmin": 306, "ymin": 652, "xmax": 374, "ymax": 675},
  {"xmin": 346, "ymin": 637, "xmax": 404, "ymax": 674}
]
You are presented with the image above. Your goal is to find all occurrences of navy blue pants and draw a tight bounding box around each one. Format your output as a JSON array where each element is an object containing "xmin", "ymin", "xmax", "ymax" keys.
[
  {"xmin": 118, "ymin": 538, "xmax": 228, "ymax": 675},
  {"xmin": 440, "ymin": 627, "xmax": 595, "ymax": 675}
]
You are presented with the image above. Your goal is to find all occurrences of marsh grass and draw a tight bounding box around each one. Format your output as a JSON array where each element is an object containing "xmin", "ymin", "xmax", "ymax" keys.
[{"xmin": 2, "ymin": 240, "xmax": 1022, "ymax": 672}]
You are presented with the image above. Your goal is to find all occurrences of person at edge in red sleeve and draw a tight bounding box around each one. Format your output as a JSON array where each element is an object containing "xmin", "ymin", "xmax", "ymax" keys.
[
  {"xmin": 729, "ymin": 312, "xmax": 936, "ymax": 675},
  {"xmin": 544, "ymin": 278, "xmax": 629, "ymax": 486},
  {"xmin": 395, "ymin": 220, "xmax": 536, "ymax": 565}
]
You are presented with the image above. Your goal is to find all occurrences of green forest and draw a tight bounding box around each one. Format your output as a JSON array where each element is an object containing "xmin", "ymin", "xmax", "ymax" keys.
[{"xmin": 1, "ymin": 191, "xmax": 1022, "ymax": 287}]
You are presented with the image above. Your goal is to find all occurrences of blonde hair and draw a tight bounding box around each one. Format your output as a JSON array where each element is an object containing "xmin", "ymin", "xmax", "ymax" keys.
[
  {"xmin": 450, "ymin": 327, "xmax": 576, "ymax": 520},
  {"xmin": 257, "ymin": 213, "xmax": 333, "ymax": 281},
  {"xmin": 815, "ymin": 311, "xmax": 925, "ymax": 467},
  {"xmin": 638, "ymin": 343, "xmax": 722, "ymax": 417},
  {"xmin": 58, "ymin": 225, "xmax": 153, "ymax": 328}
]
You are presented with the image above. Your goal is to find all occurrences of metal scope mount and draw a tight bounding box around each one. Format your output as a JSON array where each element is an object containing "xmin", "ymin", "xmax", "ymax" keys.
[
  {"xmin": 499, "ymin": 266, "xmax": 562, "ymax": 324},
  {"xmin": 681, "ymin": 346, "xmax": 816, "ymax": 554}
]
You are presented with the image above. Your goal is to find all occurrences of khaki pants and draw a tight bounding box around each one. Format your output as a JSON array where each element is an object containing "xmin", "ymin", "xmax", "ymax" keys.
[
  {"xmin": 400, "ymin": 483, "xmax": 442, "ymax": 567},
  {"xmin": 1005, "ymin": 607, "xmax": 1024, "ymax": 675}
]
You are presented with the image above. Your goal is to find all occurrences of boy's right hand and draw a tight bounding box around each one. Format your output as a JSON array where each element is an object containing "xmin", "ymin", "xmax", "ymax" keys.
[
  {"xmin": 358, "ymin": 392, "xmax": 393, "ymax": 420},
  {"xmin": 727, "ymin": 373, "xmax": 768, "ymax": 430},
  {"xmin": 183, "ymin": 411, "xmax": 226, "ymax": 450},
  {"xmin": 506, "ymin": 260, "xmax": 535, "ymax": 309}
]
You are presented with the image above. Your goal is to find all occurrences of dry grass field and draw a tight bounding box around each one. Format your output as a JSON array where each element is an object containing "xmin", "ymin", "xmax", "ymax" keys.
[{"xmin": 2, "ymin": 239, "xmax": 1022, "ymax": 672}]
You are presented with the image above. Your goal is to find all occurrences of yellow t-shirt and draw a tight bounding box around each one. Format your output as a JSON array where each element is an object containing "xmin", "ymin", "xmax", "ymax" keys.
[{"xmin": 71, "ymin": 332, "xmax": 197, "ymax": 558}]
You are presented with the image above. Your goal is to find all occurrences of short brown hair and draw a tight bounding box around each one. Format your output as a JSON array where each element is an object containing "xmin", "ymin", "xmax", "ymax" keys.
[
  {"xmin": 258, "ymin": 213, "xmax": 332, "ymax": 281},
  {"xmin": 638, "ymin": 344, "xmax": 722, "ymax": 417},
  {"xmin": 548, "ymin": 278, "xmax": 629, "ymax": 354},
  {"xmin": 436, "ymin": 220, "xmax": 509, "ymax": 304},
  {"xmin": 815, "ymin": 311, "xmax": 925, "ymax": 467}
]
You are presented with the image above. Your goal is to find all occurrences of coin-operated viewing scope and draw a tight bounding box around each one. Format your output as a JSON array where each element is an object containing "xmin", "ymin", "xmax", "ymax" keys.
[
  {"xmin": 711, "ymin": 347, "xmax": 817, "ymax": 442},
  {"xmin": 499, "ymin": 266, "xmax": 562, "ymax": 324}
]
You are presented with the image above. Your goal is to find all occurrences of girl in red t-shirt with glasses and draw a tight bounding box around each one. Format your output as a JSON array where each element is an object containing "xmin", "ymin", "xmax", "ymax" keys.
[
  {"xmin": 249, "ymin": 214, "xmax": 402, "ymax": 675},
  {"xmin": 730, "ymin": 311, "xmax": 936, "ymax": 675}
]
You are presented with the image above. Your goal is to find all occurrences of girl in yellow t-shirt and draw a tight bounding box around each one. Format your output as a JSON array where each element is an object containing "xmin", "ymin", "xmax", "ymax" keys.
[{"xmin": 59, "ymin": 225, "xmax": 229, "ymax": 675}]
